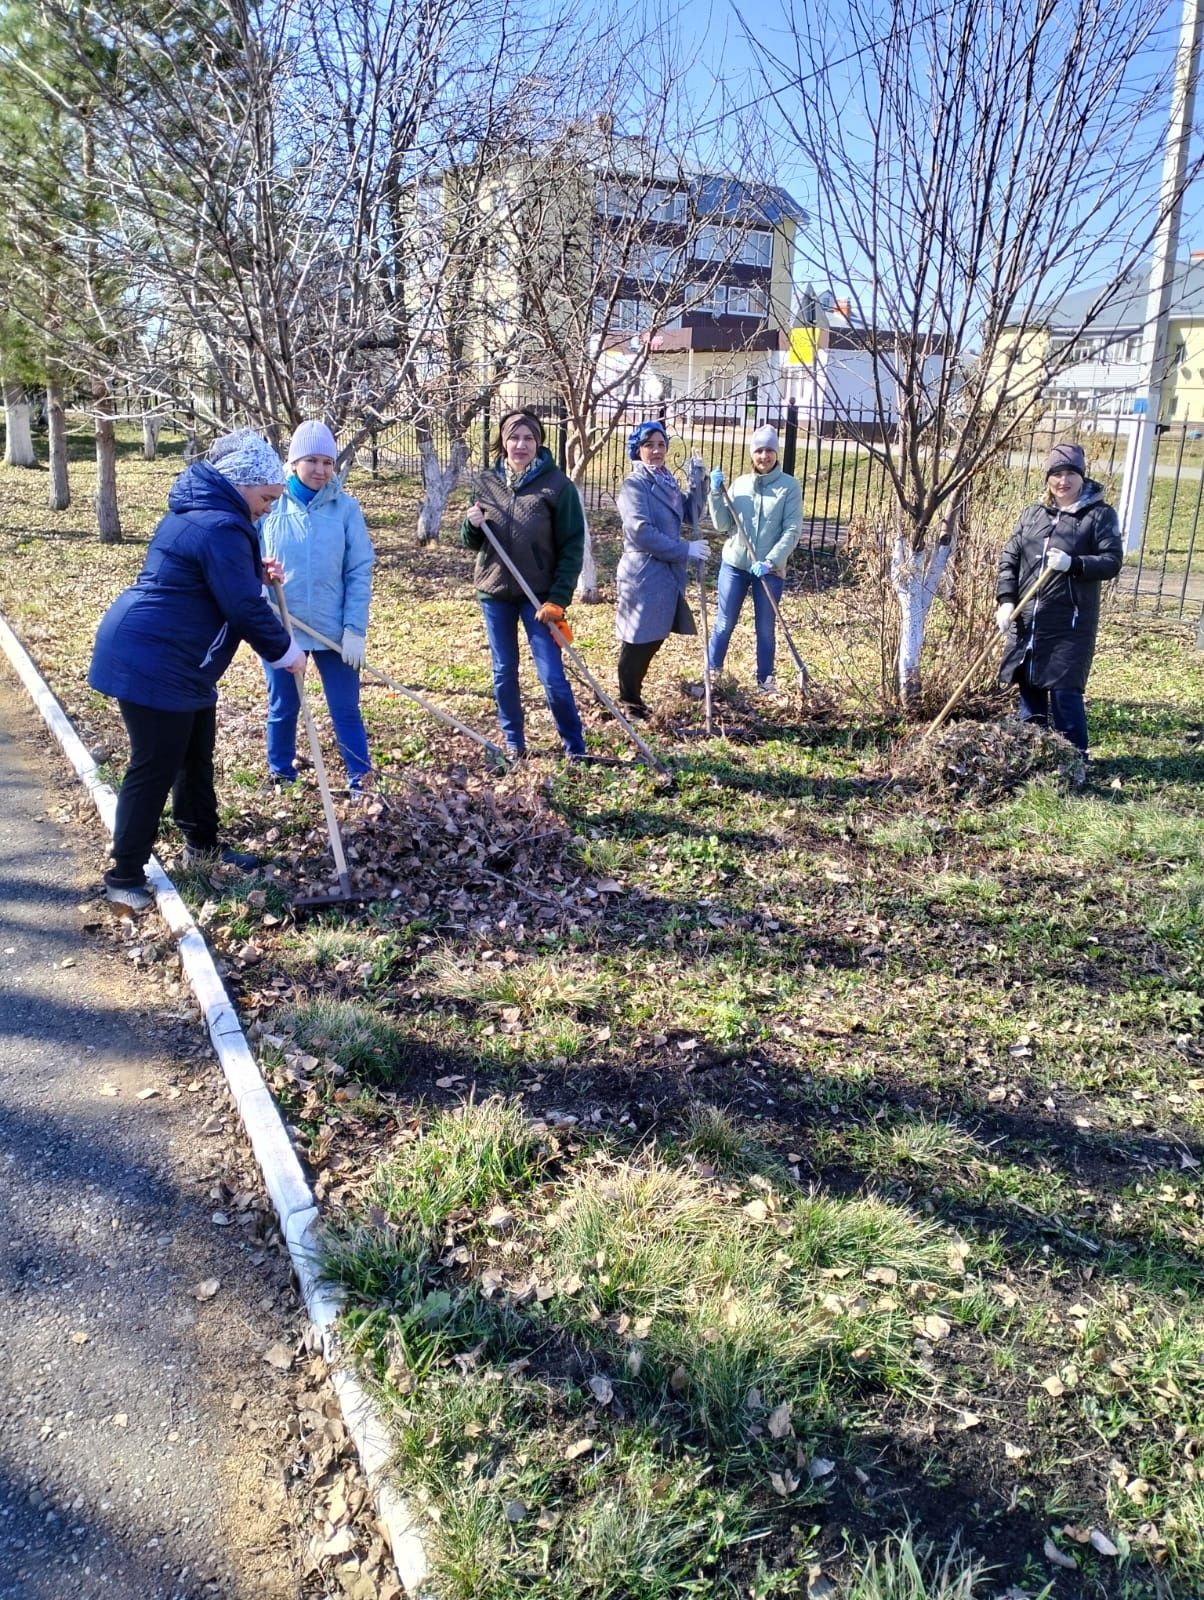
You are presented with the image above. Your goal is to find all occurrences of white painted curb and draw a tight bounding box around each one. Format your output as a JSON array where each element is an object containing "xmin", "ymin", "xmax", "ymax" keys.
[{"xmin": 0, "ymin": 613, "xmax": 430, "ymax": 1596}]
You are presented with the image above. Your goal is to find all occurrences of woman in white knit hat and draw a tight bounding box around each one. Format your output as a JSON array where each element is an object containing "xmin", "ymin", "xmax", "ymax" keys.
[
  {"xmin": 706, "ymin": 424, "xmax": 803, "ymax": 692},
  {"xmin": 258, "ymin": 420, "xmax": 376, "ymax": 791}
]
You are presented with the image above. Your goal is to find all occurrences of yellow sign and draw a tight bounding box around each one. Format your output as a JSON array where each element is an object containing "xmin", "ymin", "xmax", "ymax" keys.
[{"xmin": 788, "ymin": 327, "xmax": 819, "ymax": 366}]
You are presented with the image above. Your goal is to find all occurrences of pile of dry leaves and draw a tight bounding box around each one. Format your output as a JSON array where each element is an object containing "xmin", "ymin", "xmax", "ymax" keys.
[
  {"xmin": 891, "ymin": 717, "xmax": 1086, "ymax": 803},
  {"xmin": 236, "ymin": 766, "xmax": 624, "ymax": 933}
]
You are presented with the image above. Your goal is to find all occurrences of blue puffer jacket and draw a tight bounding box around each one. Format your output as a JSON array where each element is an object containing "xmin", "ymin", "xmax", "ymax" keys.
[
  {"xmin": 258, "ymin": 479, "xmax": 374, "ymax": 652},
  {"xmin": 89, "ymin": 463, "xmax": 294, "ymax": 711}
]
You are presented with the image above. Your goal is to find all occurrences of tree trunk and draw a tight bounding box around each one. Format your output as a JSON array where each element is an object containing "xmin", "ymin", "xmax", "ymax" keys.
[
  {"xmin": 94, "ymin": 379, "xmax": 121, "ymax": 543},
  {"xmin": 415, "ymin": 434, "xmax": 468, "ymax": 544},
  {"xmin": 891, "ymin": 534, "xmax": 951, "ymax": 714},
  {"xmin": 46, "ymin": 379, "xmax": 70, "ymax": 510},
  {"xmin": 3, "ymin": 381, "xmax": 36, "ymax": 468},
  {"xmin": 573, "ymin": 482, "xmax": 601, "ymax": 605},
  {"xmin": 142, "ymin": 412, "xmax": 162, "ymax": 460},
  {"xmin": 566, "ymin": 420, "xmax": 603, "ymax": 605}
]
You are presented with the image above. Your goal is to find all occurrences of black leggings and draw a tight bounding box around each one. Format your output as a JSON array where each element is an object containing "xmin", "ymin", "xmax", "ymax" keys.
[
  {"xmin": 617, "ymin": 640, "xmax": 664, "ymax": 708},
  {"xmin": 108, "ymin": 701, "xmax": 219, "ymax": 886}
]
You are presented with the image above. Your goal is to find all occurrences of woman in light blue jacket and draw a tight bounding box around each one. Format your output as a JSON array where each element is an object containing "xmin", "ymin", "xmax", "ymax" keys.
[
  {"xmin": 259, "ymin": 421, "xmax": 376, "ymax": 790},
  {"xmin": 614, "ymin": 420, "xmax": 708, "ymax": 718},
  {"xmin": 706, "ymin": 425, "xmax": 802, "ymax": 692}
]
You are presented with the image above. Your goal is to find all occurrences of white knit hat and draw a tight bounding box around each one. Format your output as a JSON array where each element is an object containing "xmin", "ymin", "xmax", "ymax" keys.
[
  {"xmin": 287, "ymin": 420, "xmax": 338, "ymax": 462},
  {"xmin": 751, "ymin": 424, "xmax": 779, "ymax": 453},
  {"xmin": 207, "ymin": 430, "xmax": 285, "ymax": 486}
]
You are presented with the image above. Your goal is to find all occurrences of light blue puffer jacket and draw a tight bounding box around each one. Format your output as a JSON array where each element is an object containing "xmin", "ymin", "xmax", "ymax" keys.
[
  {"xmin": 707, "ymin": 464, "xmax": 802, "ymax": 574},
  {"xmin": 258, "ymin": 479, "xmax": 374, "ymax": 652}
]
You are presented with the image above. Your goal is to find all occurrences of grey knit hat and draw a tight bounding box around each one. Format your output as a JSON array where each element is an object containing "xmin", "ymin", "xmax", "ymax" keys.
[
  {"xmin": 1044, "ymin": 442, "xmax": 1086, "ymax": 478},
  {"xmin": 207, "ymin": 430, "xmax": 285, "ymax": 486},
  {"xmin": 751, "ymin": 424, "xmax": 779, "ymax": 453}
]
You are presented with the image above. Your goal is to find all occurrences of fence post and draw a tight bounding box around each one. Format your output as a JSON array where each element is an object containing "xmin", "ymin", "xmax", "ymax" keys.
[
  {"xmin": 783, "ymin": 400, "xmax": 798, "ymax": 477},
  {"xmin": 556, "ymin": 399, "xmax": 568, "ymax": 471},
  {"xmin": 480, "ymin": 393, "xmax": 491, "ymax": 470}
]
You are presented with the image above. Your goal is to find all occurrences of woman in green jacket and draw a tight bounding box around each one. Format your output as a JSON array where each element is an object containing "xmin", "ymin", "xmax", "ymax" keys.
[
  {"xmin": 461, "ymin": 410, "xmax": 586, "ymax": 758},
  {"xmin": 706, "ymin": 425, "xmax": 803, "ymax": 692}
]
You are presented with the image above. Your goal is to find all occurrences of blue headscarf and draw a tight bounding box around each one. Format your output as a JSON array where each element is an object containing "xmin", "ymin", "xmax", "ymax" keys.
[{"xmin": 627, "ymin": 420, "xmax": 669, "ymax": 460}]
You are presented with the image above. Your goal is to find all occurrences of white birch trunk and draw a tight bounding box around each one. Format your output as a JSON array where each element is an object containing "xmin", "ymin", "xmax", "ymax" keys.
[
  {"xmin": 142, "ymin": 412, "xmax": 162, "ymax": 460},
  {"xmin": 3, "ymin": 382, "xmax": 36, "ymax": 468},
  {"xmin": 416, "ymin": 436, "xmax": 468, "ymax": 544},
  {"xmin": 891, "ymin": 535, "xmax": 951, "ymax": 712},
  {"xmin": 573, "ymin": 484, "xmax": 600, "ymax": 604},
  {"xmin": 46, "ymin": 379, "xmax": 70, "ymax": 510}
]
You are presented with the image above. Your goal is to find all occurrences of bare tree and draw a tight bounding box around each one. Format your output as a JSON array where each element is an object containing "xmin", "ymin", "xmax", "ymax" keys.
[
  {"xmin": 492, "ymin": 51, "xmax": 789, "ymax": 596},
  {"xmin": 756, "ymin": 0, "xmax": 1204, "ymax": 710},
  {"xmin": 4, "ymin": 0, "xmax": 576, "ymax": 540}
]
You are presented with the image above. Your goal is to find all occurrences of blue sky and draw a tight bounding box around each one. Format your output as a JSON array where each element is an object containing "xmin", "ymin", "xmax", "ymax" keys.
[{"xmin": 669, "ymin": 0, "xmax": 1204, "ymax": 302}]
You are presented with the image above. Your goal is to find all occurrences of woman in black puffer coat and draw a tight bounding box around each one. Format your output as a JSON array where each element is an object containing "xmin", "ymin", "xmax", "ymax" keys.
[{"xmin": 996, "ymin": 442, "xmax": 1122, "ymax": 753}]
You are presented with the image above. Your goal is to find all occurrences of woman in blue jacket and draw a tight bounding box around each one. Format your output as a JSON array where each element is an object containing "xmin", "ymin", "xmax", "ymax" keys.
[
  {"xmin": 88, "ymin": 432, "xmax": 306, "ymax": 912},
  {"xmin": 706, "ymin": 424, "xmax": 803, "ymax": 692},
  {"xmin": 258, "ymin": 422, "xmax": 376, "ymax": 790}
]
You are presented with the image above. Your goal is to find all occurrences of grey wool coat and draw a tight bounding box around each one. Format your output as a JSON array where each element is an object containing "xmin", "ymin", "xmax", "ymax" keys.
[{"xmin": 614, "ymin": 466, "xmax": 705, "ymax": 645}]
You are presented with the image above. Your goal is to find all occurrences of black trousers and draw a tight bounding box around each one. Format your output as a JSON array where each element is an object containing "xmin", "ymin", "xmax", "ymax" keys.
[
  {"xmin": 108, "ymin": 701, "xmax": 219, "ymax": 886},
  {"xmin": 617, "ymin": 640, "xmax": 664, "ymax": 709}
]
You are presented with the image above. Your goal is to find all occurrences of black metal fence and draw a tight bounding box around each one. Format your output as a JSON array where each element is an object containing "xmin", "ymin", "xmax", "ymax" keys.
[{"xmin": 357, "ymin": 398, "xmax": 1204, "ymax": 621}]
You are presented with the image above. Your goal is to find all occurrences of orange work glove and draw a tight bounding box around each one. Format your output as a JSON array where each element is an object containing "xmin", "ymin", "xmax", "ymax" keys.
[{"xmin": 535, "ymin": 602, "xmax": 573, "ymax": 646}]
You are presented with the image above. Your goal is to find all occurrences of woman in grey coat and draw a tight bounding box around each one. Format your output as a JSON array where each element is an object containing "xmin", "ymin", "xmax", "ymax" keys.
[{"xmin": 614, "ymin": 420, "xmax": 708, "ymax": 717}]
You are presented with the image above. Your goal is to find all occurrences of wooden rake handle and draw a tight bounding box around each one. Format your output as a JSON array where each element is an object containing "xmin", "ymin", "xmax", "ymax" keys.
[
  {"xmin": 913, "ymin": 563, "xmax": 1056, "ymax": 750},
  {"xmin": 272, "ymin": 582, "xmax": 352, "ymax": 896}
]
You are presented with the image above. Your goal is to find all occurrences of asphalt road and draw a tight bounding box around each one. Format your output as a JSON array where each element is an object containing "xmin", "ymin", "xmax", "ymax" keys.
[{"xmin": 0, "ymin": 672, "xmax": 301, "ymax": 1599}]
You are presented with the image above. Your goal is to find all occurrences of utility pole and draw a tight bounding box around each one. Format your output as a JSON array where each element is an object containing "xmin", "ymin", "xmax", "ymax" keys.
[{"xmin": 1118, "ymin": 0, "xmax": 1204, "ymax": 553}]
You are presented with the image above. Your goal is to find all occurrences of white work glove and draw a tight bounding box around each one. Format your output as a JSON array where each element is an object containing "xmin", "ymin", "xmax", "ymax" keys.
[
  {"xmin": 686, "ymin": 539, "xmax": 708, "ymax": 564},
  {"xmin": 1046, "ymin": 547, "xmax": 1073, "ymax": 572},
  {"xmin": 341, "ymin": 628, "xmax": 366, "ymax": 669},
  {"xmin": 995, "ymin": 602, "xmax": 1015, "ymax": 633},
  {"xmin": 466, "ymin": 503, "xmax": 486, "ymax": 528},
  {"xmin": 276, "ymin": 641, "xmax": 307, "ymax": 678}
]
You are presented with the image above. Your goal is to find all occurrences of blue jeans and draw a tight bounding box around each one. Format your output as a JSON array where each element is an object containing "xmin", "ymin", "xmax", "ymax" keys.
[
  {"xmin": 479, "ymin": 598, "xmax": 585, "ymax": 755},
  {"xmin": 263, "ymin": 650, "xmax": 372, "ymax": 784},
  {"xmin": 707, "ymin": 561, "xmax": 784, "ymax": 683},
  {"xmin": 1015, "ymin": 662, "xmax": 1089, "ymax": 753}
]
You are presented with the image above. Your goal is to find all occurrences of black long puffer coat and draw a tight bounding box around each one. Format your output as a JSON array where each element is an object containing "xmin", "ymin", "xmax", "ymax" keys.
[{"xmin": 997, "ymin": 480, "xmax": 1123, "ymax": 692}]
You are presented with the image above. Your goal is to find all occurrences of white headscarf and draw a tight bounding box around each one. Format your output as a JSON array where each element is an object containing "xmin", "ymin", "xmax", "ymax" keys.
[{"xmin": 207, "ymin": 429, "xmax": 285, "ymax": 486}]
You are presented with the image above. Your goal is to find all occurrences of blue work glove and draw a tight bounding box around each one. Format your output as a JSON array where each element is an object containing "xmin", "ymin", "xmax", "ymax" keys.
[
  {"xmin": 709, "ymin": 467, "xmax": 724, "ymax": 491},
  {"xmin": 751, "ymin": 560, "xmax": 773, "ymax": 579}
]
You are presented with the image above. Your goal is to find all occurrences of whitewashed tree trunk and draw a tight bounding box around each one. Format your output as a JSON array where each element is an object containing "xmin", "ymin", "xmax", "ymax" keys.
[
  {"xmin": 46, "ymin": 379, "xmax": 70, "ymax": 510},
  {"xmin": 891, "ymin": 534, "xmax": 951, "ymax": 713},
  {"xmin": 94, "ymin": 380, "xmax": 121, "ymax": 543},
  {"xmin": 415, "ymin": 434, "xmax": 468, "ymax": 544},
  {"xmin": 142, "ymin": 412, "xmax": 162, "ymax": 460},
  {"xmin": 3, "ymin": 382, "xmax": 36, "ymax": 467},
  {"xmin": 573, "ymin": 483, "xmax": 600, "ymax": 604}
]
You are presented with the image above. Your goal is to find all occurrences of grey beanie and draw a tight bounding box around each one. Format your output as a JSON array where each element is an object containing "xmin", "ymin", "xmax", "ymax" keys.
[
  {"xmin": 751, "ymin": 424, "xmax": 779, "ymax": 453},
  {"xmin": 1044, "ymin": 442, "xmax": 1086, "ymax": 478},
  {"xmin": 207, "ymin": 429, "xmax": 285, "ymax": 487}
]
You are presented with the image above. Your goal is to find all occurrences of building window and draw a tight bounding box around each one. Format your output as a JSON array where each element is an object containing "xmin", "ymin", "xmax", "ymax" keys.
[
  {"xmin": 725, "ymin": 285, "xmax": 769, "ymax": 317},
  {"xmin": 593, "ymin": 297, "xmax": 642, "ymax": 332},
  {"xmin": 694, "ymin": 226, "xmax": 774, "ymax": 267}
]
